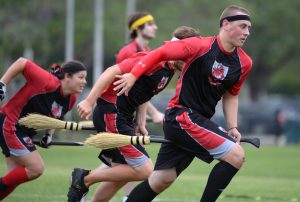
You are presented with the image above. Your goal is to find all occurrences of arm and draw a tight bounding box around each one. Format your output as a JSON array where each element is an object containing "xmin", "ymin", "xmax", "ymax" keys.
[
  {"xmin": 0, "ymin": 57, "xmax": 27, "ymax": 101},
  {"xmin": 135, "ymin": 102, "xmax": 149, "ymax": 136},
  {"xmin": 146, "ymin": 102, "xmax": 164, "ymax": 124},
  {"xmin": 222, "ymin": 91, "xmax": 241, "ymax": 142},
  {"xmin": 0, "ymin": 57, "xmax": 27, "ymax": 85},
  {"xmin": 77, "ymin": 64, "xmax": 121, "ymax": 119},
  {"xmin": 114, "ymin": 41, "xmax": 192, "ymax": 96}
]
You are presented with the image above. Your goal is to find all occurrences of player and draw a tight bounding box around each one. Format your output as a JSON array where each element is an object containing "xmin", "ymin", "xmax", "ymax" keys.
[
  {"xmin": 114, "ymin": 5, "xmax": 252, "ymax": 202},
  {"xmin": 0, "ymin": 57, "xmax": 87, "ymax": 200},
  {"xmin": 67, "ymin": 26, "xmax": 200, "ymax": 202}
]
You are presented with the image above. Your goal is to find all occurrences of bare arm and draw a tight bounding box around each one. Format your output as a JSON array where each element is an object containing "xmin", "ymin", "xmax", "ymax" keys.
[
  {"xmin": 0, "ymin": 57, "xmax": 27, "ymax": 85},
  {"xmin": 146, "ymin": 102, "xmax": 164, "ymax": 124},
  {"xmin": 77, "ymin": 64, "xmax": 121, "ymax": 119},
  {"xmin": 135, "ymin": 102, "xmax": 148, "ymax": 136},
  {"xmin": 222, "ymin": 91, "xmax": 241, "ymax": 142}
]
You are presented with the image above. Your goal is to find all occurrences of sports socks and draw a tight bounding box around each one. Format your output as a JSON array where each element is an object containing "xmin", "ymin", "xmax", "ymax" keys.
[
  {"xmin": 200, "ymin": 161, "xmax": 239, "ymax": 202},
  {"xmin": 0, "ymin": 166, "xmax": 29, "ymax": 200},
  {"xmin": 126, "ymin": 180, "xmax": 158, "ymax": 202}
]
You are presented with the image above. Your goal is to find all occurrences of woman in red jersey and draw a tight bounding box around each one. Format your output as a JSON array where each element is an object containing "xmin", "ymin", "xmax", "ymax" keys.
[{"xmin": 0, "ymin": 57, "xmax": 87, "ymax": 200}]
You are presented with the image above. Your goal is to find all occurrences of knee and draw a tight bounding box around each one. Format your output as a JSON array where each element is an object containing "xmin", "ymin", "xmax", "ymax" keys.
[
  {"xmin": 230, "ymin": 144, "xmax": 245, "ymax": 168},
  {"xmin": 149, "ymin": 169, "xmax": 177, "ymax": 193},
  {"xmin": 27, "ymin": 164, "xmax": 45, "ymax": 179},
  {"xmin": 137, "ymin": 164, "xmax": 153, "ymax": 179},
  {"xmin": 222, "ymin": 144, "xmax": 245, "ymax": 169}
]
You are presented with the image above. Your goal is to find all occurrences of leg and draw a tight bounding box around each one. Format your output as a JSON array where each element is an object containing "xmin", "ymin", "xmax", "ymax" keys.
[
  {"xmin": 91, "ymin": 181, "xmax": 126, "ymax": 202},
  {"xmin": 126, "ymin": 168, "xmax": 177, "ymax": 202},
  {"xmin": 68, "ymin": 159, "xmax": 153, "ymax": 202},
  {"xmin": 0, "ymin": 151, "xmax": 44, "ymax": 200},
  {"xmin": 122, "ymin": 182, "xmax": 136, "ymax": 202},
  {"xmin": 200, "ymin": 143, "xmax": 245, "ymax": 202},
  {"xmin": 85, "ymin": 159, "xmax": 153, "ymax": 186}
]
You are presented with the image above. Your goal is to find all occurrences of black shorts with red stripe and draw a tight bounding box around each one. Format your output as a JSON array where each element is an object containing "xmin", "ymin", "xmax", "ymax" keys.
[
  {"xmin": 93, "ymin": 99, "xmax": 150, "ymax": 167},
  {"xmin": 155, "ymin": 107, "xmax": 235, "ymax": 175},
  {"xmin": 0, "ymin": 113, "xmax": 36, "ymax": 157}
]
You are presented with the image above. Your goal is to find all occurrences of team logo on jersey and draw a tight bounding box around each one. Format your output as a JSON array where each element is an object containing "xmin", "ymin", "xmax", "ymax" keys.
[
  {"xmin": 209, "ymin": 61, "xmax": 229, "ymax": 85},
  {"xmin": 23, "ymin": 137, "xmax": 34, "ymax": 147},
  {"xmin": 156, "ymin": 76, "xmax": 169, "ymax": 91},
  {"xmin": 51, "ymin": 101, "xmax": 63, "ymax": 118}
]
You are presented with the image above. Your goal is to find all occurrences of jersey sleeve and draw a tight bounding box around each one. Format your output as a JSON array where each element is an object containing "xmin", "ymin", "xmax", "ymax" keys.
[
  {"xmin": 229, "ymin": 51, "xmax": 253, "ymax": 95},
  {"xmin": 118, "ymin": 52, "xmax": 148, "ymax": 74},
  {"xmin": 130, "ymin": 38, "xmax": 201, "ymax": 79},
  {"xmin": 23, "ymin": 60, "xmax": 54, "ymax": 89}
]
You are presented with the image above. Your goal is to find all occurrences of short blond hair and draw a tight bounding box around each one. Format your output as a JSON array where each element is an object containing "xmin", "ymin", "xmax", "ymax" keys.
[{"xmin": 220, "ymin": 5, "xmax": 250, "ymax": 21}]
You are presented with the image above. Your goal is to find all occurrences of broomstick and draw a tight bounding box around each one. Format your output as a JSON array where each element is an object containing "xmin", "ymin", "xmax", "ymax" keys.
[
  {"xmin": 18, "ymin": 113, "xmax": 95, "ymax": 131},
  {"xmin": 84, "ymin": 132, "xmax": 261, "ymax": 149}
]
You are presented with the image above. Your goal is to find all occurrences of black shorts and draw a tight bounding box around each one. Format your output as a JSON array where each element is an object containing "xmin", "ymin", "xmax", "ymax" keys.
[
  {"xmin": 93, "ymin": 99, "xmax": 150, "ymax": 167},
  {"xmin": 154, "ymin": 107, "xmax": 235, "ymax": 175},
  {"xmin": 0, "ymin": 113, "xmax": 36, "ymax": 157}
]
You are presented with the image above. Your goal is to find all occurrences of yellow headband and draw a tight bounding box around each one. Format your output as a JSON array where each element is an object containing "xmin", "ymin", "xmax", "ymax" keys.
[{"xmin": 130, "ymin": 15, "xmax": 154, "ymax": 31}]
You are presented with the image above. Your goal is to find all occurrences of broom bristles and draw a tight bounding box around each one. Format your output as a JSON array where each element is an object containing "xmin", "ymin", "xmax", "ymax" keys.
[
  {"xmin": 84, "ymin": 132, "xmax": 151, "ymax": 149},
  {"xmin": 18, "ymin": 113, "xmax": 79, "ymax": 131}
]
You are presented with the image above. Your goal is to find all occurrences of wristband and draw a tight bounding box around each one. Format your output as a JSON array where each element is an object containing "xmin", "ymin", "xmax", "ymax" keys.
[{"xmin": 228, "ymin": 126, "xmax": 238, "ymax": 131}]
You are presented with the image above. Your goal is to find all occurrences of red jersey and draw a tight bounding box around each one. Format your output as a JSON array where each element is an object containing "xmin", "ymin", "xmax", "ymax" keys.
[
  {"xmin": 100, "ymin": 52, "xmax": 174, "ymax": 116},
  {"xmin": 129, "ymin": 36, "xmax": 252, "ymax": 118},
  {"xmin": 116, "ymin": 39, "xmax": 151, "ymax": 64},
  {"xmin": 0, "ymin": 60, "xmax": 77, "ymax": 136}
]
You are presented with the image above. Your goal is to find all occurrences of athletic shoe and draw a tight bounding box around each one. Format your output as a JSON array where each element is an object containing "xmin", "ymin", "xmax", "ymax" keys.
[
  {"xmin": 0, "ymin": 178, "xmax": 8, "ymax": 192},
  {"xmin": 67, "ymin": 168, "xmax": 90, "ymax": 202}
]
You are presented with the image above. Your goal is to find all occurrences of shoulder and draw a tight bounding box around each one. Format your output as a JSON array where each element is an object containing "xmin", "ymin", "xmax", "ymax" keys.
[{"xmin": 237, "ymin": 48, "xmax": 253, "ymax": 69}]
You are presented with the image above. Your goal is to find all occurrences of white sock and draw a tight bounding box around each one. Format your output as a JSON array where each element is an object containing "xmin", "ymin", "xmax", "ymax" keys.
[{"xmin": 122, "ymin": 196, "xmax": 128, "ymax": 202}]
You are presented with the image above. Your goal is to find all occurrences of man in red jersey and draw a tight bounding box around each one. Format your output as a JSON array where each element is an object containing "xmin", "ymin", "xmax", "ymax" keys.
[
  {"xmin": 115, "ymin": 5, "xmax": 252, "ymax": 202},
  {"xmin": 0, "ymin": 57, "xmax": 87, "ymax": 201}
]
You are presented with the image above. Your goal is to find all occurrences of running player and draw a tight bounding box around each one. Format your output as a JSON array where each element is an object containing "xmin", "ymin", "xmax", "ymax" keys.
[
  {"xmin": 67, "ymin": 26, "xmax": 200, "ymax": 202},
  {"xmin": 115, "ymin": 5, "xmax": 252, "ymax": 202},
  {"xmin": 0, "ymin": 57, "xmax": 87, "ymax": 200}
]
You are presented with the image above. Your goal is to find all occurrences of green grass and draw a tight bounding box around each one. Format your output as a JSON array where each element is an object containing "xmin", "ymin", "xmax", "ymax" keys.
[{"xmin": 1, "ymin": 145, "xmax": 300, "ymax": 202}]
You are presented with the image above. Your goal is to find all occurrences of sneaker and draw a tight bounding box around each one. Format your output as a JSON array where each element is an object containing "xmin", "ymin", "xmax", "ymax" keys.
[
  {"xmin": 0, "ymin": 178, "xmax": 8, "ymax": 192},
  {"xmin": 67, "ymin": 168, "xmax": 90, "ymax": 202}
]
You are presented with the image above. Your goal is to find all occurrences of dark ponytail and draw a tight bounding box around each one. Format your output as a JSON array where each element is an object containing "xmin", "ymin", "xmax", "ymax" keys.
[{"xmin": 51, "ymin": 60, "xmax": 86, "ymax": 80}]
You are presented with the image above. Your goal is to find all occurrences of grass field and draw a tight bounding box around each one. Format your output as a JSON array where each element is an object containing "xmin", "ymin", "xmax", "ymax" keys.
[{"xmin": 1, "ymin": 143, "xmax": 300, "ymax": 202}]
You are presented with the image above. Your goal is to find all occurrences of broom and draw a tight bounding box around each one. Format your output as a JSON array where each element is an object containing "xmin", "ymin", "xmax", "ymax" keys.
[
  {"xmin": 84, "ymin": 132, "xmax": 261, "ymax": 149},
  {"xmin": 18, "ymin": 113, "xmax": 95, "ymax": 131},
  {"xmin": 84, "ymin": 132, "xmax": 171, "ymax": 149}
]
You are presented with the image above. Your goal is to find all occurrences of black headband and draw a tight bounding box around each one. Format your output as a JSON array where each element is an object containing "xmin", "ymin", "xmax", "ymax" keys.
[{"xmin": 219, "ymin": 15, "xmax": 251, "ymax": 27}]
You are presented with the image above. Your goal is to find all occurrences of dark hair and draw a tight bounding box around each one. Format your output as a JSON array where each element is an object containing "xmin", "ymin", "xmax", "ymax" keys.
[
  {"xmin": 172, "ymin": 26, "xmax": 200, "ymax": 39},
  {"xmin": 51, "ymin": 60, "xmax": 86, "ymax": 80},
  {"xmin": 128, "ymin": 11, "xmax": 150, "ymax": 40}
]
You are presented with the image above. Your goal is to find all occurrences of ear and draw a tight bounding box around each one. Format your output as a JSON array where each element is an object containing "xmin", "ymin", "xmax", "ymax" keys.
[
  {"xmin": 222, "ymin": 19, "xmax": 231, "ymax": 31},
  {"xmin": 64, "ymin": 73, "xmax": 72, "ymax": 80}
]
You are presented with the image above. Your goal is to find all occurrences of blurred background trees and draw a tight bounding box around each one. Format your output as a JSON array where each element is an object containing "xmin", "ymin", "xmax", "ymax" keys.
[{"xmin": 1, "ymin": 0, "xmax": 300, "ymax": 99}]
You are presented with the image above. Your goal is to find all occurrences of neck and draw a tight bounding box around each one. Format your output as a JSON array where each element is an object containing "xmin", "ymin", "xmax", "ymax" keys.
[
  {"xmin": 135, "ymin": 36, "xmax": 149, "ymax": 51},
  {"xmin": 219, "ymin": 32, "xmax": 235, "ymax": 52},
  {"xmin": 60, "ymin": 80, "xmax": 71, "ymax": 96}
]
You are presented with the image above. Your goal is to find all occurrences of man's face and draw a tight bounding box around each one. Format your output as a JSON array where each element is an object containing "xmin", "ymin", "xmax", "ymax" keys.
[
  {"xmin": 227, "ymin": 19, "xmax": 251, "ymax": 47},
  {"xmin": 141, "ymin": 21, "xmax": 158, "ymax": 39}
]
